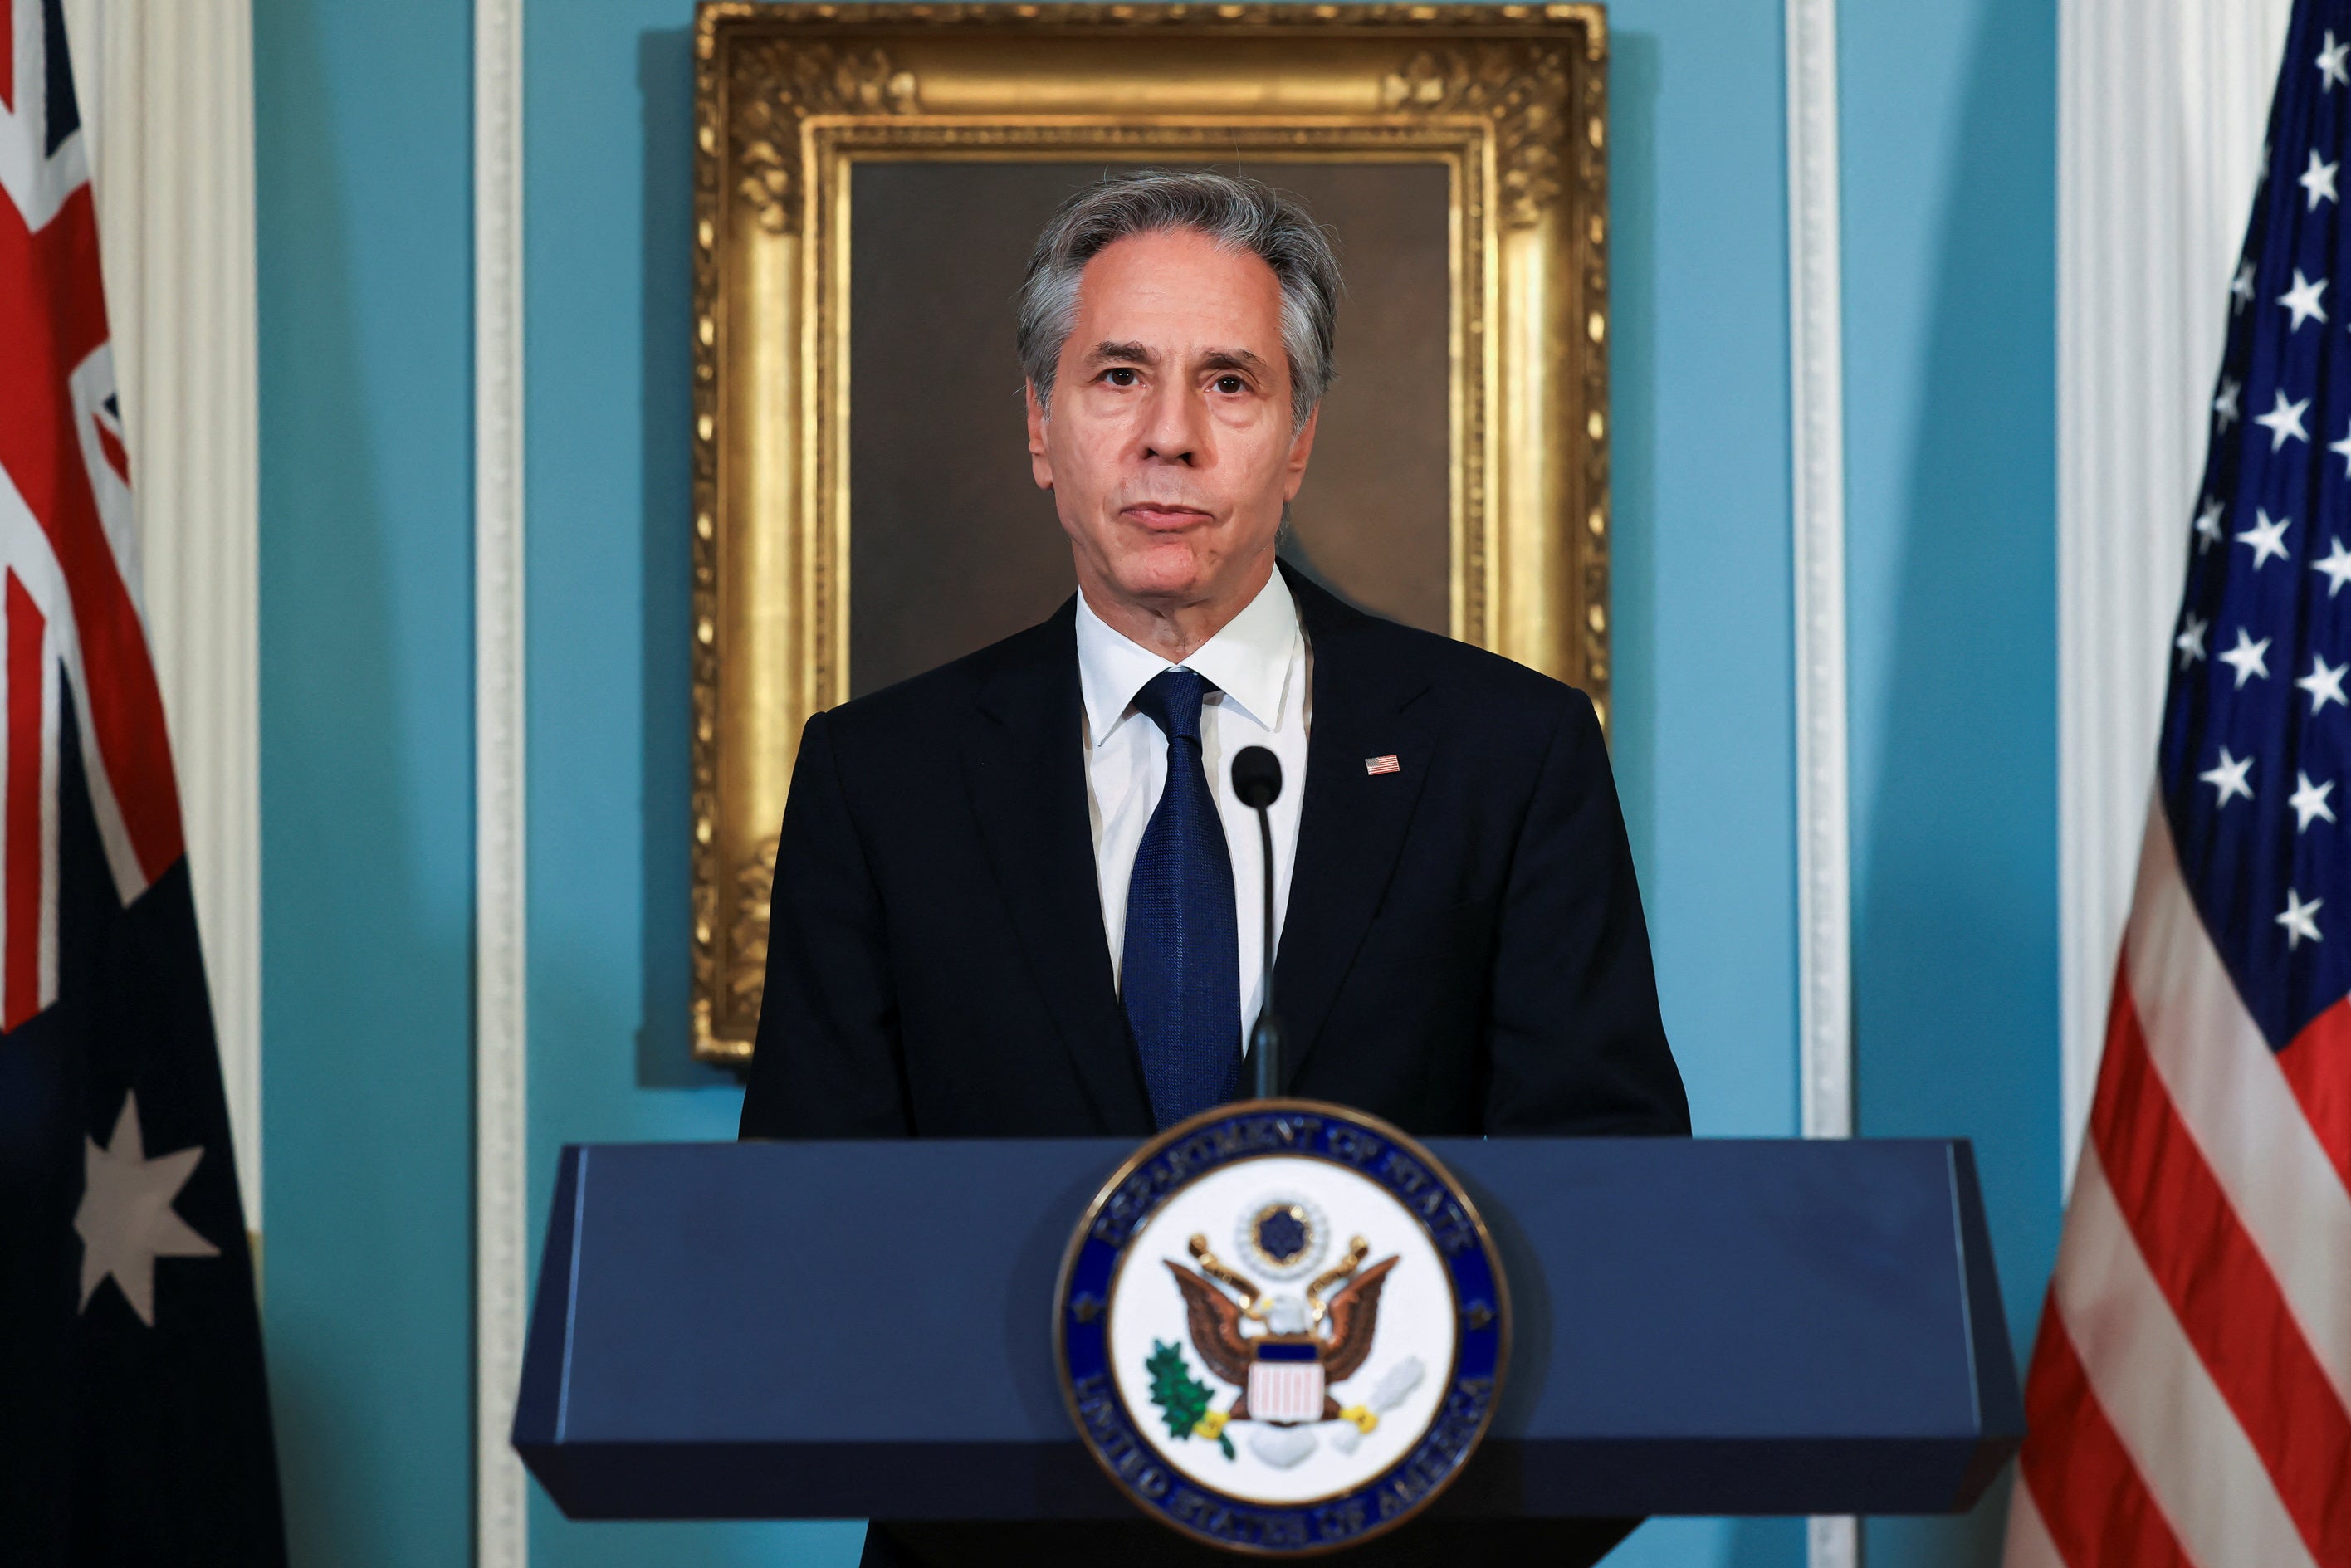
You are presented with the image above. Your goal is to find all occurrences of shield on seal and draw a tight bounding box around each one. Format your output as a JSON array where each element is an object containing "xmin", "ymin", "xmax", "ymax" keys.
[{"xmin": 1246, "ymin": 1336, "xmax": 1325, "ymax": 1425}]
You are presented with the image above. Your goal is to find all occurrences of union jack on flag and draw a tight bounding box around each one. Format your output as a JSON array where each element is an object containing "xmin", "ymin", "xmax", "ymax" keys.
[
  {"xmin": 0, "ymin": 0, "xmax": 183, "ymax": 1028},
  {"xmin": 2005, "ymin": 5, "xmax": 2351, "ymax": 1565},
  {"xmin": 0, "ymin": 2, "xmax": 283, "ymax": 1560}
]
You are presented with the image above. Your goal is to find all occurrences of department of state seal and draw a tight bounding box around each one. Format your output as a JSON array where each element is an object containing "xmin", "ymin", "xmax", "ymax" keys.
[{"xmin": 1055, "ymin": 1101, "xmax": 1508, "ymax": 1556}]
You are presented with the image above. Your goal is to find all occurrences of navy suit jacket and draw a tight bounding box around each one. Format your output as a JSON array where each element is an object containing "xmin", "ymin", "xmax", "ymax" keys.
[{"xmin": 739, "ymin": 564, "xmax": 1688, "ymax": 1141}]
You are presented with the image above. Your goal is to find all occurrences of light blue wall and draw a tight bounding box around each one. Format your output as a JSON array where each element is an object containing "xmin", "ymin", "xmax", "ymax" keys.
[
  {"xmin": 251, "ymin": 0, "xmax": 2060, "ymax": 1562},
  {"xmin": 255, "ymin": 2, "xmax": 477, "ymax": 1566},
  {"xmin": 521, "ymin": 1, "xmax": 853, "ymax": 1561},
  {"xmin": 1605, "ymin": 0, "xmax": 1799, "ymax": 1145},
  {"xmin": 1602, "ymin": 2, "xmax": 1803, "ymax": 1562},
  {"xmin": 1840, "ymin": 1, "xmax": 2060, "ymax": 1566}
]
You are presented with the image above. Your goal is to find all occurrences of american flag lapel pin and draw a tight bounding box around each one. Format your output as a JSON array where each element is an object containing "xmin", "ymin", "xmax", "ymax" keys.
[{"xmin": 1364, "ymin": 755, "xmax": 1401, "ymax": 776}]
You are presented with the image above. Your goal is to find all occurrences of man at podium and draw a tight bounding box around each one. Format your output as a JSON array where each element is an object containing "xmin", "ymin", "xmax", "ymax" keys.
[
  {"xmin": 738, "ymin": 171, "xmax": 1688, "ymax": 1564},
  {"xmin": 740, "ymin": 169, "xmax": 1687, "ymax": 1148}
]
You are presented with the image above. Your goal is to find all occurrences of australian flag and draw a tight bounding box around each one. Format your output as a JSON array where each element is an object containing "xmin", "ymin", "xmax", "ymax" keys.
[{"xmin": 0, "ymin": 2, "xmax": 286, "ymax": 1561}]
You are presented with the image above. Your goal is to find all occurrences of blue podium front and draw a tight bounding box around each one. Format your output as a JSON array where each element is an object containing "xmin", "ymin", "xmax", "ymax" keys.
[{"xmin": 512, "ymin": 1137, "xmax": 2021, "ymax": 1522}]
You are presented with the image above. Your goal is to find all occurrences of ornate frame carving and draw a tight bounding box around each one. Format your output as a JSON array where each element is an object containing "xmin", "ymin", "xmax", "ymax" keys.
[{"xmin": 692, "ymin": 2, "xmax": 1611, "ymax": 1067}]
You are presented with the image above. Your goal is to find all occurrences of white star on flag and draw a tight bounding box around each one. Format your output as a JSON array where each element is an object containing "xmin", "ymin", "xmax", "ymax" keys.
[
  {"xmin": 2220, "ymin": 628, "xmax": 2273, "ymax": 687},
  {"xmin": 2299, "ymin": 653, "xmax": 2349, "ymax": 713},
  {"xmin": 2322, "ymin": 28, "xmax": 2351, "ymax": 89},
  {"xmin": 2236, "ymin": 507, "xmax": 2293, "ymax": 566},
  {"xmin": 2291, "ymin": 769, "xmax": 2338, "ymax": 832},
  {"xmin": 2256, "ymin": 388, "xmax": 2313, "ymax": 449},
  {"xmin": 73, "ymin": 1091, "xmax": 218, "ymax": 1328},
  {"xmin": 2175, "ymin": 613, "xmax": 2209, "ymax": 667},
  {"xmin": 2280, "ymin": 267, "xmax": 2330, "ymax": 329},
  {"xmin": 2233, "ymin": 260, "xmax": 2258, "ymax": 309},
  {"xmin": 2215, "ymin": 377, "xmax": 2243, "ymax": 426},
  {"xmin": 2195, "ymin": 499, "xmax": 2225, "ymax": 550},
  {"xmin": 2316, "ymin": 536, "xmax": 2351, "ymax": 597},
  {"xmin": 2202, "ymin": 747, "xmax": 2256, "ymax": 805},
  {"xmin": 2331, "ymin": 422, "xmax": 2351, "ymax": 476},
  {"xmin": 2278, "ymin": 887, "xmax": 2324, "ymax": 949},
  {"xmin": 2303, "ymin": 149, "xmax": 2341, "ymax": 208}
]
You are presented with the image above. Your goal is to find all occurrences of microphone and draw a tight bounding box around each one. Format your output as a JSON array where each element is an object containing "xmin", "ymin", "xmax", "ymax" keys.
[{"xmin": 1231, "ymin": 746, "xmax": 1284, "ymax": 1099}]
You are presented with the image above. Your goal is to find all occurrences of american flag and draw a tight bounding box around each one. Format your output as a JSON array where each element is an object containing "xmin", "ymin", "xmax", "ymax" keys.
[
  {"xmin": 2005, "ymin": 7, "xmax": 2351, "ymax": 1565},
  {"xmin": 0, "ymin": 2, "xmax": 283, "ymax": 1559}
]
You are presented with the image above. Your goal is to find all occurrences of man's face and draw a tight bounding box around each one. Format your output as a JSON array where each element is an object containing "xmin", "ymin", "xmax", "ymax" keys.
[{"xmin": 1027, "ymin": 227, "xmax": 1319, "ymax": 613}]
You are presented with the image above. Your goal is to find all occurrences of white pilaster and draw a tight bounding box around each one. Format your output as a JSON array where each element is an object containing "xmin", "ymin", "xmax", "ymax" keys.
[
  {"xmin": 475, "ymin": 0, "xmax": 529, "ymax": 1560},
  {"xmin": 1787, "ymin": 0, "xmax": 1855, "ymax": 1561}
]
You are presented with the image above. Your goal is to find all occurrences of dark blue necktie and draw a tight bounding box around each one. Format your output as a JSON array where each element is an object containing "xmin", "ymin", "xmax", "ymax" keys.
[{"xmin": 1122, "ymin": 668, "xmax": 1242, "ymax": 1127}]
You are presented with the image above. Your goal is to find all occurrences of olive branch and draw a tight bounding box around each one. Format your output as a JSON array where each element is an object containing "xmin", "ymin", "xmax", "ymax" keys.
[{"xmin": 1145, "ymin": 1341, "xmax": 1235, "ymax": 1459}]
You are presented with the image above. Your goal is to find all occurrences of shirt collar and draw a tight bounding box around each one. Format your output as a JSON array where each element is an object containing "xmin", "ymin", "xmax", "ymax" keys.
[{"xmin": 1074, "ymin": 568, "xmax": 1302, "ymax": 747}]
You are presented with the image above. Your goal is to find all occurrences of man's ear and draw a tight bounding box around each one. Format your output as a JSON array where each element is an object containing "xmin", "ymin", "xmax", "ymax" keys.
[
  {"xmin": 1281, "ymin": 404, "xmax": 1322, "ymax": 502},
  {"xmin": 1024, "ymin": 381, "xmax": 1054, "ymax": 491}
]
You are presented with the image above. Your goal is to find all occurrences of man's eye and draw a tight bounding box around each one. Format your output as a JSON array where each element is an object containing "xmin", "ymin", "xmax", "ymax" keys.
[
  {"xmin": 1105, "ymin": 368, "xmax": 1138, "ymax": 387},
  {"xmin": 1214, "ymin": 374, "xmax": 1246, "ymax": 394}
]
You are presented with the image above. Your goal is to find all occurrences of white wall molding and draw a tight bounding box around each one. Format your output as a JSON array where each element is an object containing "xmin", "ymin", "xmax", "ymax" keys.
[
  {"xmin": 63, "ymin": 0, "xmax": 264, "ymax": 1232},
  {"xmin": 1787, "ymin": 0, "xmax": 1854, "ymax": 1561},
  {"xmin": 474, "ymin": 0, "xmax": 528, "ymax": 1560},
  {"xmin": 1786, "ymin": 0, "xmax": 1852, "ymax": 1148},
  {"xmin": 2055, "ymin": 0, "xmax": 2290, "ymax": 1192}
]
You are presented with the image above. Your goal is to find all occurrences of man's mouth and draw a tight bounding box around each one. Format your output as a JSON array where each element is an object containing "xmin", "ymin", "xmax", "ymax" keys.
[{"xmin": 1122, "ymin": 503, "xmax": 1213, "ymax": 529}]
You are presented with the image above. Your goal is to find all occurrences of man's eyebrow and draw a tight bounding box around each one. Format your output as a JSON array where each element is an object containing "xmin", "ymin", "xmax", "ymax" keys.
[
  {"xmin": 1083, "ymin": 340, "xmax": 1156, "ymax": 366},
  {"xmin": 1199, "ymin": 348, "xmax": 1273, "ymax": 377}
]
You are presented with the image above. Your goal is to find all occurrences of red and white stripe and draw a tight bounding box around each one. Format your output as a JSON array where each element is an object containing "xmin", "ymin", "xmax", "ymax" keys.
[
  {"xmin": 1247, "ymin": 1360, "xmax": 1327, "ymax": 1425},
  {"xmin": 0, "ymin": 0, "xmax": 184, "ymax": 1031},
  {"xmin": 2005, "ymin": 802, "xmax": 2351, "ymax": 1566}
]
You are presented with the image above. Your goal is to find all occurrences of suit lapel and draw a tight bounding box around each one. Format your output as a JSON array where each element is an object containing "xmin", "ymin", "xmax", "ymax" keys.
[
  {"xmin": 1273, "ymin": 569, "xmax": 1438, "ymax": 1090},
  {"xmin": 961, "ymin": 603, "xmax": 1153, "ymax": 1130}
]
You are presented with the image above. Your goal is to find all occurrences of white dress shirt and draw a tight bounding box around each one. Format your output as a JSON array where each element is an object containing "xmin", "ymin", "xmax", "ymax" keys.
[{"xmin": 1077, "ymin": 569, "xmax": 1310, "ymax": 1048}]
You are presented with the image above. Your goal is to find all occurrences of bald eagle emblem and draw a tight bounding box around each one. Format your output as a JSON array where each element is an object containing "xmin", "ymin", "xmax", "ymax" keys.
[
  {"xmin": 1161, "ymin": 1202, "xmax": 1400, "ymax": 1446},
  {"xmin": 1058, "ymin": 1102, "xmax": 1507, "ymax": 1547}
]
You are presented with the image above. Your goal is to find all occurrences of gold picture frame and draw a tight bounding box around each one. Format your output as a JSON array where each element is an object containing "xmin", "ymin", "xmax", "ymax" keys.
[{"xmin": 691, "ymin": 1, "xmax": 1611, "ymax": 1067}]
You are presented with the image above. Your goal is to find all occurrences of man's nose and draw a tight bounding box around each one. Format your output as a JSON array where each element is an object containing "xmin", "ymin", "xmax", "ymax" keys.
[{"xmin": 1138, "ymin": 378, "xmax": 1205, "ymax": 465}]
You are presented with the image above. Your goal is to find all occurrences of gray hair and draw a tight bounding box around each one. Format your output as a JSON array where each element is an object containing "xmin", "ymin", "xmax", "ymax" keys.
[{"xmin": 1015, "ymin": 169, "xmax": 1342, "ymax": 431}]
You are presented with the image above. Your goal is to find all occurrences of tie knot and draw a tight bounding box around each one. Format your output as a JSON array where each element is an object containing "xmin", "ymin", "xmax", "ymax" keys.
[{"xmin": 1133, "ymin": 667, "xmax": 1215, "ymax": 745}]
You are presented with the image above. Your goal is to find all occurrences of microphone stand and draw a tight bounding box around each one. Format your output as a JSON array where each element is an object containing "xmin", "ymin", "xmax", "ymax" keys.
[
  {"xmin": 1233, "ymin": 746, "xmax": 1285, "ymax": 1099},
  {"xmin": 1249, "ymin": 804, "xmax": 1283, "ymax": 1099}
]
